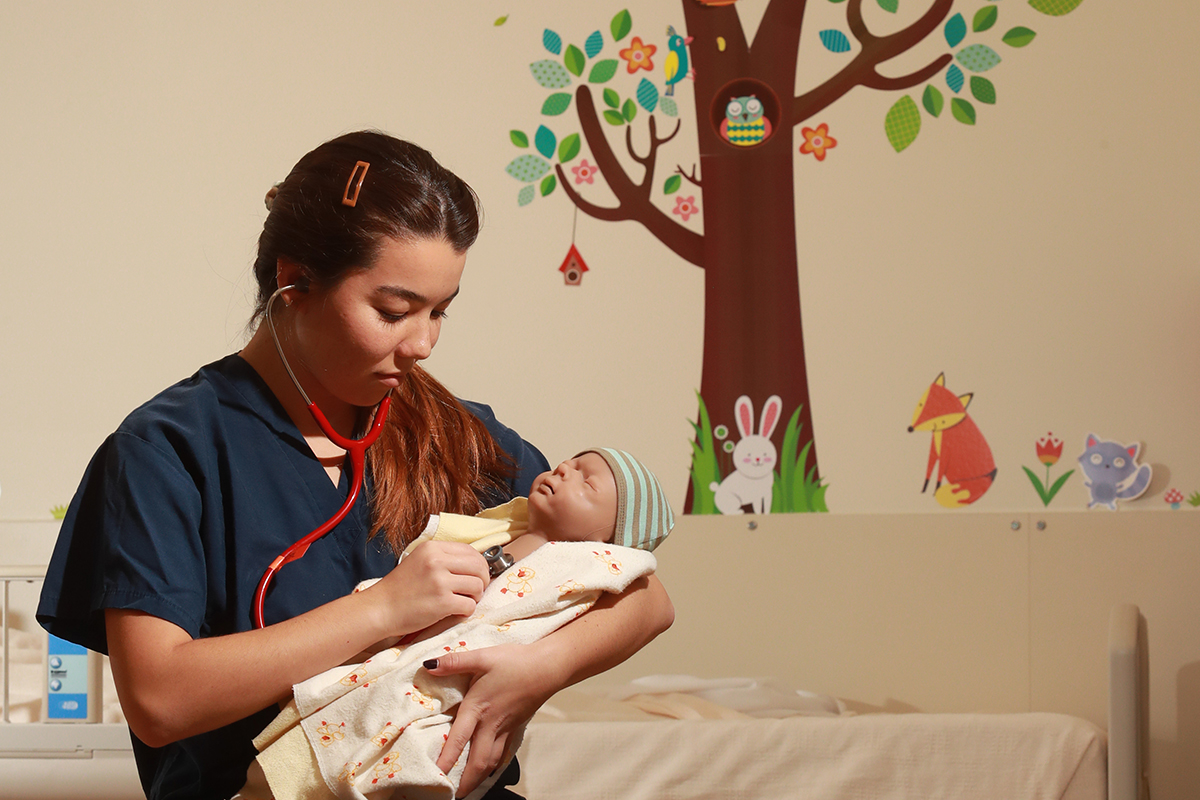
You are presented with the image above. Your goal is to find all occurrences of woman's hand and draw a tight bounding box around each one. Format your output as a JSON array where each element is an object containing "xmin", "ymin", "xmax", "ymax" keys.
[
  {"xmin": 425, "ymin": 642, "xmax": 559, "ymax": 798},
  {"xmin": 363, "ymin": 541, "xmax": 490, "ymax": 639}
]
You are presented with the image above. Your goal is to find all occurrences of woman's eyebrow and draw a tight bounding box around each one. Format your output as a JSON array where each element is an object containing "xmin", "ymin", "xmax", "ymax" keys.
[{"xmin": 375, "ymin": 285, "xmax": 461, "ymax": 304}]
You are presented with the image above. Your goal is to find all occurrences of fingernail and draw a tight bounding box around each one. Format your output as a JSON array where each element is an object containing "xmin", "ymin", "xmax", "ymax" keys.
[{"xmin": 423, "ymin": 658, "xmax": 439, "ymax": 670}]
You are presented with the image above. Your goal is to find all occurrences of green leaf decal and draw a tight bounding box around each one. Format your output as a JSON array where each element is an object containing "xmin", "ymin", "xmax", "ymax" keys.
[
  {"xmin": 558, "ymin": 133, "xmax": 581, "ymax": 163},
  {"xmin": 1029, "ymin": 0, "xmax": 1083, "ymax": 16},
  {"xmin": 611, "ymin": 9, "xmax": 632, "ymax": 41},
  {"xmin": 541, "ymin": 92, "xmax": 573, "ymax": 116},
  {"xmin": 540, "ymin": 174, "xmax": 557, "ymax": 197},
  {"xmin": 636, "ymin": 78, "xmax": 658, "ymax": 113},
  {"xmin": 543, "ymin": 29, "xmax": 562, "ymax": 55},
  {"xmin": 530, "ymin": 60, "xmax": 572, "ymax": 89},
  {"xmin": 584, "ymin": 30, "xmax": 604, "ymax": 58},
  {"xmin": 944, "ymin": 13, "xmax": 967, "ymax": 47},
  {"xmin": 956, "ymin": 44, "xmax": 1002, "ymax": 72},
  {"xmin": 970, "ymin": 76, "xmax": 996, "ymax": 104},
  {"xmin": 517, "ymin": 184, "xmax": 536, "ymax": 206},
  {"xmin": 922, "ymin": 84, "xmax": 944, "ymax": 117},
  {"xmin": 622, "ymin": 98, "xmax": 637, "ymax": 123},
  {"xmin": 1002, "ymin": 26, "xmax": 1037, "ymax": 47},
  {"xmin": 884, "ymin": 95, "xmax": 921, "ymax": 152},
  {"xmin": 664, "ymin": 174, "xmax": 682, "ymax": 195},
  {"xmin": 973, "ymin": 6, "xmax": 998, "ymax": 32},
  {"xmin": 588, "ymin": 59, "xmax": 619, "ymax": 83},
  {"xmin": 505, "ymin": 154, "xmax": 551, "ymax": 183},
  {"xmin": 603, "ymin": 88, "xmax": 620, "ymax": 109},
  {"xmin": 659, "ymin": 97, "xmax": 679, "ymax": 117},
  {"xmin": 951, "ymin": 98, "xmax": 977, "ymax": 124},
  {"xmin": 876, "ymin": 0, "xmax": 898, "ymax": 12},
  {"xmin": 534, "ymin": 125, "xmax": 556, "ymax": 159},
  {"xmin": 494, "ymin": 15, "xmax": 508, "ymax": 26},
  {"xmin": 564, "ymin": 44, "xmax": 586, "ymax": 77},
  {"xmin": 603, "ymin": 109, "xmax": 626, "ymax": 126},
  {"xmin": 509, "ymin": 130, "xmax": 529, "ymax": 148}
]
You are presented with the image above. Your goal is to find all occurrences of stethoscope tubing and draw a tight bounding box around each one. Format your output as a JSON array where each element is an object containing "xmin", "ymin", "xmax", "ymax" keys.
[{"xmin": 252, "ymin": 285, "xmax": 392, "ymax": 629}]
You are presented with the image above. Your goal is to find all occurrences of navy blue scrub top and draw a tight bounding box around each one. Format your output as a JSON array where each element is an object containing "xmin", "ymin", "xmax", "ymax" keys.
[{"xmin": 37, "ymin": 354, "xmax": 548, "ymax": 800}]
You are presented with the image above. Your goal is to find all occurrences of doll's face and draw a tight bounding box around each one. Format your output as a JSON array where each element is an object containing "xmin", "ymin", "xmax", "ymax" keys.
[{"xmin": 527, "ymin": 452, "xmax": 618, "ymax": 543}]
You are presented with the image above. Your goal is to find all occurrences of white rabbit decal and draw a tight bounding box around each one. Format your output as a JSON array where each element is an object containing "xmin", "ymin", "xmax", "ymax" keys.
[{"xmin": 710, "ymin": 394, "xmax": 782, "ymax": 514}]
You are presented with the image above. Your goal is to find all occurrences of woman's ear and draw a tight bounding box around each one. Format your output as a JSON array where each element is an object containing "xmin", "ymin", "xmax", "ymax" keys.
[{"xmin": 275, "ymin": 257, "xmax": 311, "ymax": 305}]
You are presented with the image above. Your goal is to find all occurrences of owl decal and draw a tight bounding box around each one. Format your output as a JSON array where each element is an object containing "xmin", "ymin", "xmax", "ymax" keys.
[{"xmin": 719, "ymin": 95, "xmax": 772, "ymax": 146}]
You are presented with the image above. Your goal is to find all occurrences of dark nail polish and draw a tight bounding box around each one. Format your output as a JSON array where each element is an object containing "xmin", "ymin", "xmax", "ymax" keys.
[{"xmin": 423, "ymin": 658, "xmax": 439, "ymax": 670}]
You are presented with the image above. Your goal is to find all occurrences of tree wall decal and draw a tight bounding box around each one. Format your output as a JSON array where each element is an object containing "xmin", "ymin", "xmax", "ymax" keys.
[{"xmin": 504, "ymin": 0, "xmax": 1084, "ymax": 514}]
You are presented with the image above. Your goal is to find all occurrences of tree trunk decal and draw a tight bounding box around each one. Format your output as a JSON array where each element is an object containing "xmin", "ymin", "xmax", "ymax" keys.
[{"xmin": 504, "ymin": 0, "xmax": 1085, "ymax": 513}]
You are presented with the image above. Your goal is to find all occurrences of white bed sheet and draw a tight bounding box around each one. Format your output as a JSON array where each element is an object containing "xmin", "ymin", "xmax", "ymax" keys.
[{"xmin": 515, "ymin": 689, "xmax": 1106, "ymax": 800}]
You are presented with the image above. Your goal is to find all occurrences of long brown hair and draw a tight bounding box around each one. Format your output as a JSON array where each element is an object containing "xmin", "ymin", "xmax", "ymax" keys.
[{"xmin": 252, "ymin": 130, "xmax": 513, "ymax": 551}]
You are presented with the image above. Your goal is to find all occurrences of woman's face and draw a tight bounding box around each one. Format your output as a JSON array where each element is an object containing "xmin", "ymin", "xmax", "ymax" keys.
[
  {"xmin": 527, "ymin": 453, "xmax": 618, "ymax": 543},
  {"xmin": 288, "ymin": 236, "xmax": 466, "ymax": 411}
]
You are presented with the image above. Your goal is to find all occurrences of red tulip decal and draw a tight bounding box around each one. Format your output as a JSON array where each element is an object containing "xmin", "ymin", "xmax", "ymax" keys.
[{"xmin": 1023, "ymin": 432, "xmax": 1074, "ymax": 506}]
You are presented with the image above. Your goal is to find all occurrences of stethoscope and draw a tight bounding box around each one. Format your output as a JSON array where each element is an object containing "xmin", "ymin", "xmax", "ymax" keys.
[{"xmin": 251, "ymin": 284, "xmax": 392, "ymax": 629}]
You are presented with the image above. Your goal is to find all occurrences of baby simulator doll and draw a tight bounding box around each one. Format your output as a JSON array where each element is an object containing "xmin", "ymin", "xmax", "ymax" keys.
[{"xmin": 243, "ymin": 448, "xmax": 673, "ymax": 800}]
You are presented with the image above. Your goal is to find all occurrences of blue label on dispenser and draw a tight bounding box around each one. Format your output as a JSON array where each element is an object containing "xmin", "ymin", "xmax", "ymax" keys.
[{"xmin": 47, "ymin": 634, "xmax": 89, "ymax": 719}]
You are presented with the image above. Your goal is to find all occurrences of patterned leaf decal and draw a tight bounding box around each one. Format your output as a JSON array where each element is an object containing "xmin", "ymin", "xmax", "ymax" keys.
[
  {"xmin": 543, "ymin": 29, "xmax": 562, "ymax": 55},
  {"xmin": 956, "ymin": 44, "xmax": 1002, "ymax": 72},
  {"xmin": 585, "ymin": 30, "xmax": 604, "ymax": 58},
  {"xmin": 636, "ymin": 78, "xmax": 659, "ymax": 112},
  {"xmin": 506, "ymin": 154, "xmax": 550, "ymax": 182},
  {"xmin": 531, "ymin": 60, "xmax": 572, "ymax": 89},
  {"xmin": 973, "ymin": 6, "xmax": 998, "ymax": 32},
  {"xmin": 946, "ymin": 64, "xmax": 965, "ymax": 93},
  {"xmin": 558, "ymin": 133, "xmax": 581, "ymax": 163},
  {"xmin": 541, "ymin": 93, "xmax": 573, "ymax": 116},
  {"xmin": 603, "ymin": 109, "xmax": 626, "ymax": 125},
  {"xmin": 588, "ymin": 59, "xmax": 619, "ymax": 83},
  {"xmin": 922, "ymin": 84, "xmax": 944, "ymax": 117},
  {"xmin": 664, "ymin": 174, "xmax": 682, "ymax": 195},
  {"xmin": 951, "ymin": 98, "xmax": 976, "ymax": 125},
  {"xmin": 510, "ymin": 130, "xmax": 529, "ymax": 148},
  {"xmin": 603, "ymin": 88, "xmax": 620, "ymax": 109},
  {"xmin": 876, "ymin": 0, "xmax": 898, "ymax": 13},
  {"xmin": 1002, "ymin": 26, "xmax": 1037, "ymax": 47},
  {"xmin": 564, "ymin": 45, "xmax": 586, "ymax": 77},
  {"xmin": 1029, "ymin": 0, "xmax": 1083, "ymax": 16},
  {"xmin": 970, "ymin": 76, "xmax": 996, "ymax": 104},
  {"xmin": 540, "ymin": 174, "xmax": 557, "ymax": 197},
  {"xmin": 819, "ymin": 30, "xmax": 852, "ymax": 53},
  {"xmin": 659, "ymin": 97, "xmax": 679, "ymax": 117},
  {"xmin": 884, "ymin": 95, "xmax": 921, "ymax": 152},
  {"xmin": 944, "ymin": 13, "xmax": 966, "ymax": 47},
  {"xmin": 517, "ymin": 184, "xmax": 536, "ymax": 206},
  {"xmin": 622, "ymin": 98, "xmax": 637, "ymax": 123},
  {"xmin": 534, "ymin": 125, "xmax": 557, "ymax": 159},
  {"xmin": 611, "ymin": 9, "xmax": 632, "ymax": 41}
]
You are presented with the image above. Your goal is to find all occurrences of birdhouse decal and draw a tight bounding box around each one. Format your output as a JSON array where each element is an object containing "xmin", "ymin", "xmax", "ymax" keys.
[{"xmin": 558, "ymin": 243, "xmax": 589, "ymax": 285}]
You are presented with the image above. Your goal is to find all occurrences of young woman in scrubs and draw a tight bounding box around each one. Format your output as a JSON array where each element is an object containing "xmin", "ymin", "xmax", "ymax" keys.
[{"xmin": 36, "ymin": 131, "xmax": 673, "ymax": 800}]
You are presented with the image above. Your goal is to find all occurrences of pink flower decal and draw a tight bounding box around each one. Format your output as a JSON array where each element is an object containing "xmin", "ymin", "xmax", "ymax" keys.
[
  {"xmin": 672, "ymin": 195, "xmax": 700, "ymax": 221},
  {"xmin": 571, "ymin": 159, "xmax": 599, "ymax": 185}
]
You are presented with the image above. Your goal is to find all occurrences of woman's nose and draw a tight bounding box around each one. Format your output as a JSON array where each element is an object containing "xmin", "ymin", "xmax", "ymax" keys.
[{"xmin": 398, "ymin": 318, "xmax": 433, "ymax": 360}]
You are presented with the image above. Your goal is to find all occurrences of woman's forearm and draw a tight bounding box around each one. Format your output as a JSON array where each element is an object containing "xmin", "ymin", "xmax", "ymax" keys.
[{"xmin": 531, "ymin": 573, "xmax": 674, "ymax": 690}]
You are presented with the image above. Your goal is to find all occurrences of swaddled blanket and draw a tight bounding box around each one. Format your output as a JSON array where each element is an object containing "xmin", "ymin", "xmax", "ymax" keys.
[{"xmin": 248, "ymin": 541, "xmax": 657, "ymax": 800}]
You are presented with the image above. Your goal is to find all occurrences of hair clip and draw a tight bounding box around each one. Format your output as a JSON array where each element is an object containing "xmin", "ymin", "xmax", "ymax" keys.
[{"xmin": 342, "ymin": 161, "xmax": 370, "ymax": 208}]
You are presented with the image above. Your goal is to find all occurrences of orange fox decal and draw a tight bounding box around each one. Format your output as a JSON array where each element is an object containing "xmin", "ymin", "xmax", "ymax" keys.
[{"xmin": 907, "ymin": 373, "xmax": 996, "ymax": 508}]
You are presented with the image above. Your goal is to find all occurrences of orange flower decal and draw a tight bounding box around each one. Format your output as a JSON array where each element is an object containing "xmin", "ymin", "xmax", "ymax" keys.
[
  {"xmin": 1036, "ymin": 433, "xmax": 1063, "ymax": 466},
  {"xmin": 619, "ymin": 37, "xmax": 657, "ymax": 73},
  {"xmin": 799, "ymin": 123, "xmax": 837, "ymax": 161}
]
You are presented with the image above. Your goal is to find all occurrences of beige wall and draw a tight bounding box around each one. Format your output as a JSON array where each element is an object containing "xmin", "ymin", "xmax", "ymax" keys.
[{"xmin": 0, "ymin": 1, "xmax": 1196, "ymax": 797}]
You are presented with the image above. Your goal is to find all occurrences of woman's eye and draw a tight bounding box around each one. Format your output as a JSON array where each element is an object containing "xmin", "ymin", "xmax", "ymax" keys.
[{"xmin": 378, "ymin": 310, "xmax": 407, "ymax": 323}]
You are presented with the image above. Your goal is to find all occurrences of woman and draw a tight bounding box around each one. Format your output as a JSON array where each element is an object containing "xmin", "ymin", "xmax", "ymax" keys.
[{"xmin": 37, "ymin": 131, "xmax": 673, "ymax": 800}]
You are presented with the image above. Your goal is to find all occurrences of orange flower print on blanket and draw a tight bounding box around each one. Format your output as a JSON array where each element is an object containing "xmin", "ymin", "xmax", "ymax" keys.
[
  {"xmin": 338, "ymin": 760, "xmax": 363, "ymax": 783},
  {"xmin": 406, "ymin": 687, "xmax": 437, "ymax": 711},
  {"xmin": 371, "ymin": 722, "xmax": 403, "ymax": 749},
  {"xmin": 339, "ymin": 664, "xmax": 372, "ymax": 689},
  {"xmin": 443, "ymin": 639, "xmax": 469, "ymax": 655},
  {"xmin": 371, "ymin": 754, "xmax": 401, "ymax": 784},
  {"xmin": 592, "ymin": 549, "xmax": 623, "ymax": 575},
  {"xmin": 557, "ymin": 579, "xmax": 586, "ymax": 596},
  {"xmin": 316, "ymin": 720, "xmax": 346, "ymax": 747},
  {"xmin": 500, "ymin": 565, "xmax": 536, "ymax": 597}
]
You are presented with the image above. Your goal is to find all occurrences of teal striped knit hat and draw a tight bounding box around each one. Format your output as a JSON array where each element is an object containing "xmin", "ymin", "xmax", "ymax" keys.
[{"xmin": 577, "ymin": 448, "xmax": 675, "ymax": 551}]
